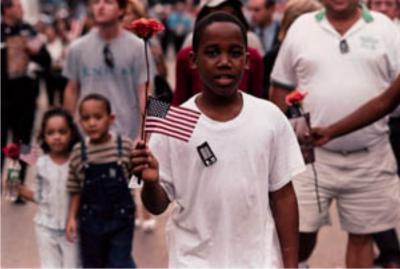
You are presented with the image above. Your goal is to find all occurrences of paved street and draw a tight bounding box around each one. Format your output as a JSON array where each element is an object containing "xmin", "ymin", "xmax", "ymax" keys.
[{"xmin": 2, "ymin": 191, "xmax": 348, "ymax": 268}]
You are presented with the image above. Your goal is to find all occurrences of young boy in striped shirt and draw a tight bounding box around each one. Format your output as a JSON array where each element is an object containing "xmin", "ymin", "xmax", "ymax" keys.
[{"xmin": 65, "ymin": 93, "xmax": 136, "ymax": 268}]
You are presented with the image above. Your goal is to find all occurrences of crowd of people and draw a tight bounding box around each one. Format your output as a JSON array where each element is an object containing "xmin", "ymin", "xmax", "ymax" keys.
[{"xmin": 1, "ymin": 0, "xmax": 400, "ymax": 267}]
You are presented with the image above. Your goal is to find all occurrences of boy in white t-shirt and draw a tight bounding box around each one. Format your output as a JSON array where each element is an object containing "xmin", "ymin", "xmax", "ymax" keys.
[{"xmin": 132, "ymin": 12, "xmax": 305, "ymax": 268}]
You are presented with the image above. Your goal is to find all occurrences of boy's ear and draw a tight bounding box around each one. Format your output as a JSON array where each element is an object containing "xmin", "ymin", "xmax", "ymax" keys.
[
  {"xmin": 244, "ymin": 51, "xmax": 250, "ymax": 70},
  {"xmin": 189, "ymin": 50, "xmax": 198, "ymax": 70}
]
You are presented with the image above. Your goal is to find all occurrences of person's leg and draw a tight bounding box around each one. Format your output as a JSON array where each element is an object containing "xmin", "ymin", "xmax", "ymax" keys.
[
  {"xmin": 58, "ymin": 229, "xmax": 81, "ymax": 268},
  {"xmin": 346, "ymin": 233, "xmax": 373, "ymax": 267},
  {"xmin": 373, "ymin": 229, "xmax": 400, "ymax": 267},
  {"xmin": 13, "ymin": 78, "xmax": 38, "ymax": 185},
  {"xmin": 1, "ymin": 102, "xmax": 10, "ymax": 172},
  {"xmin": 35, "ymin": 225, "xmax": 62, "ymax": 268},
  {"xmin": 106, "ymin": 220, "xmax": 135, "ymax": 268},
  {"xmin": 45, "ymin": 73, "xmax": 55, "ymax": 107},
  {"xmin": 292, "ymin": 149, "xmax": 337, "ymax": 265},
  {"xmin": 80, "ymin": 220, "xmax": 108, "ymax": 268},
  {"xmin": 336, "ymin": 140, "xmax": 400, "ymax": 268},
  {"xmin": 299, "ymin": 232, "xmax": 318, "ymax": 262},
  {"xmin": 388, "ymin": 117, "xmax": 400, "ymax": 175}
]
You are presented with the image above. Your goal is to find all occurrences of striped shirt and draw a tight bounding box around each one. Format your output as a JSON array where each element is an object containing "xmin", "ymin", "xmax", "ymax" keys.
[{"xmin": 67, "ymin": 134, "xmax": 134, "ymax": 193}]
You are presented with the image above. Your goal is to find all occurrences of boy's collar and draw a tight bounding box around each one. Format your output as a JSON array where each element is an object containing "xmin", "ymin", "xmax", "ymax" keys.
[{"xmin": 86, "ymin": 132, "xmax": 116, "ymax": 145}]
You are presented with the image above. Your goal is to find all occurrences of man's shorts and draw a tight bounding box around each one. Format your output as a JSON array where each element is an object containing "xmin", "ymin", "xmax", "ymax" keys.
[{"xmin": 293, "ymin": 138, "xmax": 400, "ymax": 234}]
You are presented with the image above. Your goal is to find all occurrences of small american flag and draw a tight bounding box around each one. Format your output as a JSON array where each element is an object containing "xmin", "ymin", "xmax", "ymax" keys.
[
  {"xmin": 145, "ymin": 97, "xmax": 201, "ymax": 142},
  {"xmin": 19, "ymin": 144, "xmax": 40, "ymax": 165}
]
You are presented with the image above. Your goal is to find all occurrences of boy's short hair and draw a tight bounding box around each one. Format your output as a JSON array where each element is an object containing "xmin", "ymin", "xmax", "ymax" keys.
[
  {"xmin": 196, "ymin": 0, "xmax": 249, "ymax": 31},
  {"xmin": 192, "ymin": 12, "xmax": 248, "ymax": 52},
  {"xmin": 79, "ymin": 93, "xmax": 112, "ymax": 114}
]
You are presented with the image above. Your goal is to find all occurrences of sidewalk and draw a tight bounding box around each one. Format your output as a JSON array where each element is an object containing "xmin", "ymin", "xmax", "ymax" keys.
[{"xmin": 2, "ymin": 190, "xmax": 349, "ymax": 268}]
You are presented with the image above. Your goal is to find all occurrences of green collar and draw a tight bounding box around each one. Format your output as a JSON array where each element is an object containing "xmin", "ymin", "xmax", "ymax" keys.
[{"xmin": 315, "ymin": 4, "xmax": 373, "ymax": 23}]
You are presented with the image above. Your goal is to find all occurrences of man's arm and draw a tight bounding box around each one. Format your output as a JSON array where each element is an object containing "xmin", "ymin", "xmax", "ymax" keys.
[
  {"xmin": 312, "ymin": 74, "xmax": 400, "ymax": 145},
  {"xmin": 269, "ymin": 85, "xmax": 292, "ymax": 112},
  {"xmin": 269, "ymin": 182, "xmax": 299, "ymax": 268},
  {"xmin": 63, "ymin": 80, "xmax": 80, "ymax": 114}
]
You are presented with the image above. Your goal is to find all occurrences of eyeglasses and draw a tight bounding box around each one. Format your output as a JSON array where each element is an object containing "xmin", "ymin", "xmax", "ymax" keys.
[
  {"xmin": 339, "ymin": 39, "xmax": 349, "ymax": 54},
  {"xmin": 103, "ymin": 44, "xmax": 114, "ymax": 68}
]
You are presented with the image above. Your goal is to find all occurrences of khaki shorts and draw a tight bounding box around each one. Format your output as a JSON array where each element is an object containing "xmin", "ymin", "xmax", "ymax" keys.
[{"xmin": 293, "ymin": 139, "xmax": 400, "ymax": 234}]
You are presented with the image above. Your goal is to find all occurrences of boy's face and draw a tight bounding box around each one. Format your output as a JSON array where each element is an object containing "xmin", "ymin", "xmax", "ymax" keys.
[
  {"xmin": 79, "ymin": 100, "xmax": 115, "ymax": 143},
  {"xmin": 91, "ymin": 0, "xmax": 123, "ymax": 26},
  {"xmin": 191, "ymin": 22, "xmax": 248, "ymax": 98}
]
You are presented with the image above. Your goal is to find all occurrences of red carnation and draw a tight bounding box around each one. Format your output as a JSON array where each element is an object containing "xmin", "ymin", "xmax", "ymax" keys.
[
  {"xmin": 125, "ymin": 18, "xmax": 165, "ymax": 40},
  {"xmin": 285, "ymin": 90, "xmax": 308, "ymax": 106},
  {"xmin": 2, "ymin": 143, "xmax": 20, "ymax": 160}
]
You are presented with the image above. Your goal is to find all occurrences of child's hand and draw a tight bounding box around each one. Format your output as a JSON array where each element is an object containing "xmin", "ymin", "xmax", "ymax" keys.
[
  {"xmin": 66, "ymin": 217, "xmax": 78, "ymax": 243},
  {"xmin": 132, "ymin": 141, "xmax": 159, "ymax": 183}
]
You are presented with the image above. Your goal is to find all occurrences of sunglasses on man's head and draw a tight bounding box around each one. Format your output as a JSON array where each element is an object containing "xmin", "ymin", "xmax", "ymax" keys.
[{"xmin": 103, "ymin": 44, "xmax": 114, "ymax": 68}]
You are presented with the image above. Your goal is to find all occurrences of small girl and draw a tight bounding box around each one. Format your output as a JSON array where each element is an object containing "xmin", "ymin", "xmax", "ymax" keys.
[{"xmin": 18, "ymin": 108, "xmax": 81, "ymax": 268}]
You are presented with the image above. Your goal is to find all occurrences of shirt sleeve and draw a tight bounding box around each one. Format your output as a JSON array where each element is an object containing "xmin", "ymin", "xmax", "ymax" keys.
[
  {"xmin": 149, "ymin": 134, "xmax": 176, "ymax": 201},
  {"xmin": 268, "ymin": 109, "xmax": 306, "ymax": 191},
  {"xmin": 132, "ymin": 39, "xmax": 149, "ymax": 87},
  {"xmin": 270, "ymin": 22, "xmax": 299, "ymax": 90},
  {"xmin": 387, "ymin": 21, "xmax": 400, "ymax": 80},
  {"xmin": 67, "ymin": 146, "xmax": 82, "ymax": 193},
  {"xmin": 62, "ymin": 43, "xmax": 80, "ymax": 81}
]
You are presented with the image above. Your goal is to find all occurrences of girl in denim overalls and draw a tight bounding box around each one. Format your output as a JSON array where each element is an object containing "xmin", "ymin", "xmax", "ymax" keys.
[{"xmin": 66, "ymin": 94, "xmax": 136, "ymax": 268}]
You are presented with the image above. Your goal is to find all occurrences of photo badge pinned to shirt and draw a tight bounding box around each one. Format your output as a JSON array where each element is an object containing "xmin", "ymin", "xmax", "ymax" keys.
[{"xmin": 197, "ymin": 142, "xmax": 217, "ymax": 167}]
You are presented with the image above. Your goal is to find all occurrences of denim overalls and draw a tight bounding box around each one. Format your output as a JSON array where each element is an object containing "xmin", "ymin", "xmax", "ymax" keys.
[{"xmin": 79, "ymin": 136, "xmax": 136, "ymax": 268}]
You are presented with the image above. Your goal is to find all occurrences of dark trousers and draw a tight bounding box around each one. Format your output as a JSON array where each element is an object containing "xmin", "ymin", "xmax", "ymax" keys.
[
  {"xmin": 373, "ymin": 229, "xmax": 400, "ymax": 266},
  {"xmin": 389, "ymin": 117, "xmax": 400, "ymax": 175},
  {"xmin": 373, "ymin": 117, "xmax": 400, "ymax": 266},
  {"xmin": 80, "ymin": 216, "xmax": 136, "ymax": 268},
  {"xmin": 45, "ymin": 70, "xmax": 67, "ymax": 106},
  {"xmin": 1, "ymin": 77, "xmax": 38, "ymax": 182}
]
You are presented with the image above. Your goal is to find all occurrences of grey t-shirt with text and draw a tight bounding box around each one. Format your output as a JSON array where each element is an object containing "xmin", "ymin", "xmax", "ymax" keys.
[{"xmin": 63, "ymin": 28, "xmax": 147, "ymax": 138}]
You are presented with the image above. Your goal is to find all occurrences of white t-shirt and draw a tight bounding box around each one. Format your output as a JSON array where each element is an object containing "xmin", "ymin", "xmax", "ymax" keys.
[
  {"xmin": 149, "ymin": 92, "xmax": 305, "ymax": 267},
  {"xmin": 271, "ymin": 9, "xmax": 400, "ymax": 151},
  {"xmin": 34, "ymin": 155, "xmax": 70, "ymax": 230}
]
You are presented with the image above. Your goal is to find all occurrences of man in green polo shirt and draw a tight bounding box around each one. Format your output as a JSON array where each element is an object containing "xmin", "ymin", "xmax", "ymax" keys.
[{"xmin": 270, "ymin": 0, "xmax": 400, "ymax": 266}]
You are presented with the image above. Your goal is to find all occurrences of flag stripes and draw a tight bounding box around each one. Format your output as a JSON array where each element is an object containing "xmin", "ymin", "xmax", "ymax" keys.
[{"xmin": 144, "ymin": 97, "xmax": 201, "ymax": 142}]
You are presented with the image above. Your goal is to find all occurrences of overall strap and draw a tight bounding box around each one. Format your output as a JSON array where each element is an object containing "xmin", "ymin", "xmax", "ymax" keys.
[
  {"xmin": 80, "ymin": 139, "xmax": 89, "ymax": 167},
  {"xmin": 116, "ymin": 135, "xmax": 123, "ymax": 164}
]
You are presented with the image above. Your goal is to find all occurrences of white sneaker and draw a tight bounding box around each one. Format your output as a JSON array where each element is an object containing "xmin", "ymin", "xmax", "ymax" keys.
[{"xmin": 142, "ymin": 219, "xmax": 156, "ymax": 233}]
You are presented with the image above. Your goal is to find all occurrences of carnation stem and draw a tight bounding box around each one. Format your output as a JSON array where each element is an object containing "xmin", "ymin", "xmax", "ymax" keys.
[{"xmin": 141, "ymin": 39, "xmax": 150, "ymax": 144}]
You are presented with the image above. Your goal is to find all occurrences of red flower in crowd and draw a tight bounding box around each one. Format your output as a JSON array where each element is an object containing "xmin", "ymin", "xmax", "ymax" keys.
[
  {"xmin": 2, "ymin": 143, "xmax": 20, "ymax": 160},
  {"xmin": 285, "ymin": 90, "xmax": 308, "ymax": 106},
  {"xmin": 125, "ymin": 18, "xmax": 165, "ymax": 40}
]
